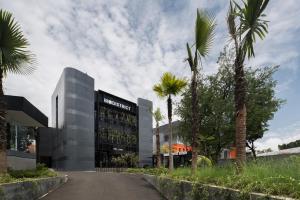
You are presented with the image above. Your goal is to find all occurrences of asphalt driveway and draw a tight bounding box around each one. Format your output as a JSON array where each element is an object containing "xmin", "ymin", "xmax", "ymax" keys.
[{"xmin": 41, "ymin": 172, "xmax": 163, "ymax": 200}]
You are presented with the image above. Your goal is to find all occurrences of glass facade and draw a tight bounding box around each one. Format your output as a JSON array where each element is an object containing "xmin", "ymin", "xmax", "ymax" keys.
[
  {"xmin": 95, "ymin": 91, "xmax": 138, "ymax": 167},
  {"xmin": 6, "ymin": 122, "xmax": 36, "ymax": 154}
]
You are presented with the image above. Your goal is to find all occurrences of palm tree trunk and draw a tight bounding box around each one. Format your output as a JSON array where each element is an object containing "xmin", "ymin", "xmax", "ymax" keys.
[
  {"xmin": 234, "ymin": 57, "xmax": 247, "ymax": 171},
  {"xmin": 167, "ymin": 95, "xmax": 173, "ymax": 171},
  {"xmin": 156, "ymin": 122, "xmax": 161, "ymax": 168},
  {"xmin": 191, "ymin": 71, "xmax": 198, "ymax": 174},
  {"xmin": 0, "ymin": 70, "xmax": 7, "ymax": 173}
]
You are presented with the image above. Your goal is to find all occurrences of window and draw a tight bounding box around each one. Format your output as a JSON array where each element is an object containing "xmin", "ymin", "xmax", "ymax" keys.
[
  {"xmin": 6, "ymin": 123, "xmax": 36, "ymax": 154},
  {"xmin": 164, "ymin": 135, "xmax": 169, "ymax": 142}
]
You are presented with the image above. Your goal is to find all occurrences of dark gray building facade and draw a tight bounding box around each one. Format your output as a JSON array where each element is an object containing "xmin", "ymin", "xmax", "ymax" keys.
[
  {"xmin": 38, "ymin": 67, "xmax": 153, "ymax": 170},
  {"xmin": 50, "ymin": 67, "xmax": 95, "ymax": 170},
  {"xmin": 138, "ymin": 98, "xmax": 153, "ymax": 167}
]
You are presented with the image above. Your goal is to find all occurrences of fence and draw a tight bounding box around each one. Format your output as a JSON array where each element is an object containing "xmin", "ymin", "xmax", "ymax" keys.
[{"xmin": 95, "ymin": 168, "xmax": 128, "ymax": 172}]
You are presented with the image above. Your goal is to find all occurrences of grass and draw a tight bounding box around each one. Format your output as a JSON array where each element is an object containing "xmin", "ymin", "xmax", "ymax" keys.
[
  {"xmin": 127, "ymin": 156, "xmax": 300, "ymax": 199},
  {"xmin": 0, "ymin": 164, "xmax": 57, "ymax": 184}
]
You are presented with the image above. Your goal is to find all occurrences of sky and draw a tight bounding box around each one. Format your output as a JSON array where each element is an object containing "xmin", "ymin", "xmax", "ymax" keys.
[{"xmin": 2, "ymin": 0, "xmax": 300, "ymax": 151}]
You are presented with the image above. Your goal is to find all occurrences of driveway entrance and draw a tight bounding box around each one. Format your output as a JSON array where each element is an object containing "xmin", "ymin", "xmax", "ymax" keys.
[{"xmin": 41, "ymin": 172, "xmax": 163, "ymax": 200}]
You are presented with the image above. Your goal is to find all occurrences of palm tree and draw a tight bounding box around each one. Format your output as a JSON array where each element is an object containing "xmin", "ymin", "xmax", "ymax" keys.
[
  {"xmin": 185, "ymin": 9, "xmax": 216, "ymax": 174},
  {"xmin": 227, "ymin": 0, "xmax": 269, "ymax": 171},
  {"xmin": 153, "ymin": 72, "xmax": 187, "ymax": 171},
  {"xmin": 153, "ymin": 108, "xmax": 164, "ymax": 168},
  {"xmin": 0, "ymin": 10, "xmax": 35, "ymax": 173}
]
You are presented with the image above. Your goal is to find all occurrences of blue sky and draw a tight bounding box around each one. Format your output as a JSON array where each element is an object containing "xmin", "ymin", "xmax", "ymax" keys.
[{"xmin": 2, "ymin": 0, "xmax": 300, "ymax": 150}]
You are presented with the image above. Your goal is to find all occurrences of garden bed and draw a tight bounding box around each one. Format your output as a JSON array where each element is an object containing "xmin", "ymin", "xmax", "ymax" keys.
[
  {"xmin": 0, "ymin": 164, "xmax": 58, "ymax": 184},
  {"xmin": 0, "ymin": 164, "xmax": 67, "ymax": 200},
  {"xmin": 142, "ymin": 174, "xmax": 295, "ymax": 200},
  {"xmin": 127, "ymin": 156, "xmax": 300, "ymax": 199}
]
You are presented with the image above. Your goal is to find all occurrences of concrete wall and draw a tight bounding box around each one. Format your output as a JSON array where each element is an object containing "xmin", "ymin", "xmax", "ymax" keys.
[
  {"xmin": 7, "ymin": 156, "xmax": 35, "ymax": 170},
  {"xmin": 51, "ymin": 67, "xmax": 95, "ymax": 171},
  {"xmin": 138, "ymin": 98, "xmax": 153, "ymax": 167},
  {"xmin": 0, "ymin": 176, "xmax": 67, "ymax": 200}
]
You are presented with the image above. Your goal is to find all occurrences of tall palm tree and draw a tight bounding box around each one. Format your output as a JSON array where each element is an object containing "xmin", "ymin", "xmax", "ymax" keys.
[
  {"xmin": 153, "ymin": 72, "xmax": 187, "ymax": 171},
  {"xmin": 0, "ymin": 10, "xmax": 35, "ymax": 173},
  {"xmin": 186, "ymin": 9, "xmax": 216, "ymax": 174},
  {"xmin": 227, "ymin": 0, "xmax": 269, "ymax": 171},
  {"xmin": 153, "ymin": 108, "xmax": 164, "ymax": 168}
]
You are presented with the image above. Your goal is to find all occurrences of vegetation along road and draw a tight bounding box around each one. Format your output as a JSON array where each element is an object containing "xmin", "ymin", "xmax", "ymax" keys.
[{"xmin": 41, "ymin": 172, "xmax": 163, "ymax": 200}]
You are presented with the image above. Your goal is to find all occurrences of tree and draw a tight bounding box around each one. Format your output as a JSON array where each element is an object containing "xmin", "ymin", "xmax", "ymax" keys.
[
  {"xmin": 177, "ymin": 47, "xmax": 283, "ymax": 163},
  {"xmin": 278, "ymin": 140, "xmax": 300, "ymax": 150},
  {"xmin": 177, "ymin": 58, "xmax": 235, "ymax": 163},
  {"xmin": 153, "ymin": 72, "xmax": 187, "ymax": 171},
  {"xmin": 245, "ymin": 66, "xmax": 284, "ymax": 158},
  {"xmin": 0, "ymin": 10, "xmax": 35, "ymax": 173},
  {"xmin": 185, "ymin": 9, "xmax": 216, "ymax": 174},
  {"xmin": 227, "ymin": 0, "xmax": 270, "ymax": 170},
  {"xmin": 153, "ymin": 108, "xmax": 164, "ymax": 168}
]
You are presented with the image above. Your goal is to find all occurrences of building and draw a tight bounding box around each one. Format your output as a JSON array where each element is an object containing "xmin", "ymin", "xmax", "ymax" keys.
[
  {"xmin": 153, "ymin": 121, "xmax": 192, "ymax": 167},
  {"xmin": 38, "ymin": 67, "xmax": 153, "ymax": 170},
  {"xmin": 153, "ymin": 121, "xmax": 191, "ymax": 154},
  {"xmin": 2, "ymin": 95, "xmax": 48, "ymax": 170}
]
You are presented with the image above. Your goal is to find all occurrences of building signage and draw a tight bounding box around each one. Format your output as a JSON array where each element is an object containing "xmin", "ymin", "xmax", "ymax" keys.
[{"xmin": 103, "ymin": 98, "xmax": 131, "ymax": 111}]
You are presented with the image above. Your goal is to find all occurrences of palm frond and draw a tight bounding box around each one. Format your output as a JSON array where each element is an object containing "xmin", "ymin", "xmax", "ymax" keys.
[
  {"xmin": 153, "ymin": 108, "xmax": 164, "ymax": 122},
  {"xmin": 0, "ymin": 9, "xmax": 36, "ymax": 76},
  {"xmin": 186, "ymin": 43, "xmax": 194, "ymax": 72},
  {"xmin": 235, "ymin": 0, "xmax": 269, "ymax": 58},
  {"xmin": 153, "ymin": 84, "xmax": 165, "ymax": 99},
  {"xmin": 227, "ymin": 1, "xmax": 237, "ymax": 39},
  {"xmin": 195, "ymin": 9, "xmax": 216, "ymax": 58},
  {"xmin": 153, "ymin": 72, "xmax": 187, "ymax": 99}
]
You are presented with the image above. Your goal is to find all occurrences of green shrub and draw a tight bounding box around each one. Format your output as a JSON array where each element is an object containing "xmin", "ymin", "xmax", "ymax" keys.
[
  {"xmin": 128, "ymin": 156, "xmax": 300, "ymax": 199},
  {"xmin": 0, "ymin": 164, "xmax": 57, "ymax": 184},
  {"xmin": 112, "ymin": 153, "xmax": 138, "ymax": 167},
  {"xmin": 8, "ymin": 164, "xmax": 57, "ymax": 179},
  {"xmin": 197, "ymin": 155, "xmax": 212, "ymax": 168}
]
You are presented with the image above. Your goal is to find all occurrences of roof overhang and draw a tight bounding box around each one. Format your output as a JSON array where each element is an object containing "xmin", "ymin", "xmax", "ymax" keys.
[
  {"xmin": 6, "ymin": 110, "xmax": 46, "ymax": 127},
  {"xmin": 1, "ymin": 95, "xmax": 48, "ymax": 127}
]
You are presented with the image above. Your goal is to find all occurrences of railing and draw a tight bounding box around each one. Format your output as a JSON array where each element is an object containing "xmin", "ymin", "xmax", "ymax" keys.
[{"xmin": 96, "ymin": 168, "xmax": 128, "ymax": 173}]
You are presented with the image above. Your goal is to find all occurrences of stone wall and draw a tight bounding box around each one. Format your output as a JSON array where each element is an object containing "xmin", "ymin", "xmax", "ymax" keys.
[
  {"xmin": 0, "ymin": 176, "xmax": 67, "ymax": 200},
  {"xmin": 142, "ymin": 174, "xmax": 295, "ymax": 200}
]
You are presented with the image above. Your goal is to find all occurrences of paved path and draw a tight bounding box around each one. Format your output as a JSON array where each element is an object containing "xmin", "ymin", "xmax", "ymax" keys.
[{"xmin": 41, "ymin": 172, "xmax": 163, "ymax": 200}]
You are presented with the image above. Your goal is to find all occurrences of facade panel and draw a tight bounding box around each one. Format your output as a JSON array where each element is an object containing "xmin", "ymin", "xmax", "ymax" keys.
[
  {"xmin": 138, "ymin": 98, "xmax": 153, "ymax": 167},
  {"xmin": 51, "ymin": 68, "xmax": 95, "ymax": 170}
]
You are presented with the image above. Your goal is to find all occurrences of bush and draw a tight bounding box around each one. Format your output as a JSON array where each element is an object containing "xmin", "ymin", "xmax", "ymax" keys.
[
  {"xmin": 8, "ymin": 163, "xmax": 57, "ymax": 179},
  {"xmin": 112, "ymin": 153, "xmax": 138, "ymax": 167},
  {"xmin": 197, "ymin": 155, "xmax": 212, "ymax": 168},
  {"xmin": 127, "ymin": 167, "xmax": 168, "ymax": 176}
]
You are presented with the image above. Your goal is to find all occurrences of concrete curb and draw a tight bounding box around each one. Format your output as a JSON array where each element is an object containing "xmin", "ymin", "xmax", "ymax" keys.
[
  {"xmin": 142, "ymin": 174, "xmax": 296, "ymax": 200},
  {"xmin": 0, "ymin": 175, "xmax": 68, "ymax": 200}
]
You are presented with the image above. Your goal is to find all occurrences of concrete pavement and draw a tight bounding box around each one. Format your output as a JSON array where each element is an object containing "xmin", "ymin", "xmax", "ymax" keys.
[{"xmin": 41, "ymin": 172, "xmax": 163, "ymax": 200}]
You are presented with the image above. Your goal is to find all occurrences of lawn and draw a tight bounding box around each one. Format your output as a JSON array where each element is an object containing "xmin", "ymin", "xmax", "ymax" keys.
[
  {"xmin": 127, "ymin": 156, "xmax": 300, "ymax": 199},
  {"xmin": 0, "ymin": 164, "xmax": 57, "ymax": 184}
]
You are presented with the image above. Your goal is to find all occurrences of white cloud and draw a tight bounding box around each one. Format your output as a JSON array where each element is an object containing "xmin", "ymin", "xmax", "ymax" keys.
[
  {"xmin": 256, "ymin": 120, "xmax": 300, "ymax": 151},
  {"xmin": 2, "ymin": 0, "xmax": 300, "ymax": 144}
]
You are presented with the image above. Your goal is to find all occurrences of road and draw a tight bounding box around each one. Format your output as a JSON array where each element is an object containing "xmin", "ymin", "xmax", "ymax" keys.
[{"xmin": 41, "ymin": 172, "xmax": 163, "ymax": 200}]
